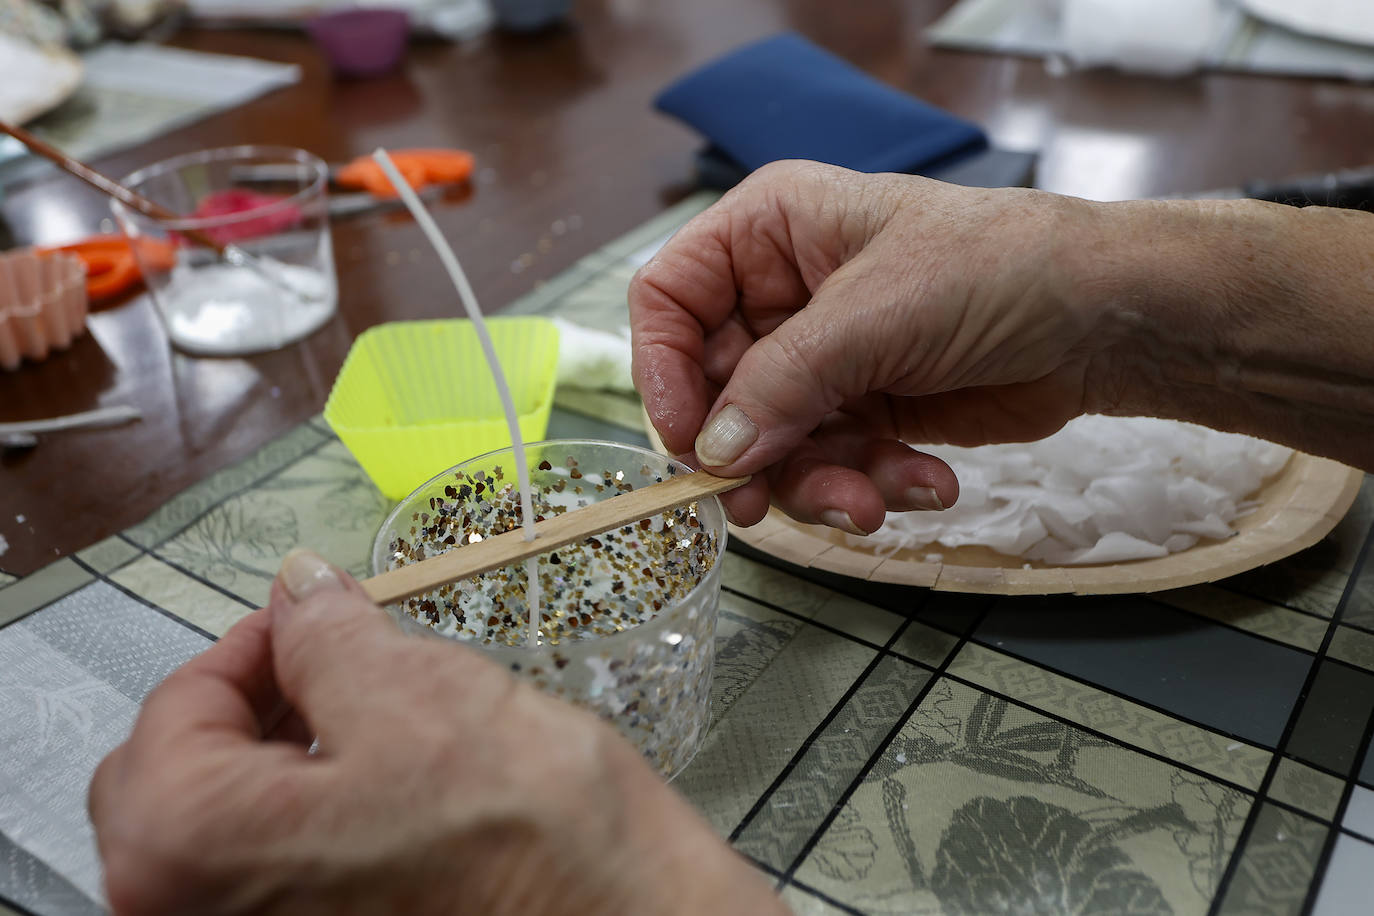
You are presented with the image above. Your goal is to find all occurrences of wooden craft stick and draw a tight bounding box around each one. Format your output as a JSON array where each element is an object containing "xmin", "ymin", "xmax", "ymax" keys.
[{"xmin": 361, "ymin": 470, "xmax": 749, "ymax": 606}]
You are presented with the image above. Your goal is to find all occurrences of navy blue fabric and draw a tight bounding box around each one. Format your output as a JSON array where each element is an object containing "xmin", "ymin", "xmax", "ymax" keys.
[{"xmin": 655, "ymin": 33, "xmax": 988, "ymax": 175}]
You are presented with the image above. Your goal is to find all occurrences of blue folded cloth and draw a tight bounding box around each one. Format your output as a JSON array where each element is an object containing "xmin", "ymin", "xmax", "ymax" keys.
[{"xmin": 655, "ymin": 33, "xmax": 988, "ymax": 176}]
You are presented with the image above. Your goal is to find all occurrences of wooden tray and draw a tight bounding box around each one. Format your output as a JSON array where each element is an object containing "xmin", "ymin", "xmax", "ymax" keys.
[{"xmin": 644, "ymin": 416, "xmax": 1364, "ymax": 596}]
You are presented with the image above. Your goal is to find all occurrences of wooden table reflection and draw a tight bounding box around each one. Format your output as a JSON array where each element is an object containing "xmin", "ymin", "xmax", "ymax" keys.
[{"xmin": 3, "ymin": 0, "xmax": 1373, "ymax": 577}]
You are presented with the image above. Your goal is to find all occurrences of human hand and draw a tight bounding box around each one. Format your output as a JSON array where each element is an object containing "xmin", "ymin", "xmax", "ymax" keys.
[
  {"xmin": 89, "ymin": 549, "xmax": 786, "ymax": 916},
  {"xmin": 630, "ymin": 160, "xmax": 1117, "ymax": 532}
]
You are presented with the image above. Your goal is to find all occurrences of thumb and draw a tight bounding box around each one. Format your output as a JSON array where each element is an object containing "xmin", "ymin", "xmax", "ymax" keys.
[
  {"xmin": 693, "ymin": 270, "xmax": 883, "ymax": 475},
  {"xmin": 269, "ymin": 548, "xmax": 403, "ymax": 744}
]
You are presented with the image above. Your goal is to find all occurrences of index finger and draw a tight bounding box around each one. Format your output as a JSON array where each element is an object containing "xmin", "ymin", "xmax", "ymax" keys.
[
  {"xmin": 630, "ymin": 215, "xmax": 735, "ymax": 456},
  {"xmin": 630, "ymin": 185, "xmax": 818, "ymax": 454}
]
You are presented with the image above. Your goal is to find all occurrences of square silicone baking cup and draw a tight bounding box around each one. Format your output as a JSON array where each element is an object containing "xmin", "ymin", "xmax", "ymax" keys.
[{"xmin": 324, "ymin": 317, "xmax": 559, "ymax": 499}]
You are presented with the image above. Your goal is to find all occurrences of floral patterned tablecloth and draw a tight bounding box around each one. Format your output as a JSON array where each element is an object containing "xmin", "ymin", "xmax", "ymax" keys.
[{"xmin": 4, "ymin": 195, "xmax": 1374, "ymax": 916}]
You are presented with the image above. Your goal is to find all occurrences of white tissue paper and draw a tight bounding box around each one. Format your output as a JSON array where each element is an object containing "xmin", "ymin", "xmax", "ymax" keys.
[
  {"xmin": 1061, "ymin": 0, "xmax": 1219, "ymax": 75},
  {"xmin": 553, "ymin": 318, "xmax": 636, "ymax": 393},
  {"xmin": 0, "ymin": 33, "xmax": 83, "ymax": 125},
  {"xmin": 857, "ymin": 415, "xmax": 1291, "ymax": 565},
  {"xmin": 186, "ymin": 0, "xmax": 494, "ymax": 39},
  {"xmin": 1243, "ymin": 0, "xmax": 1374, "ymax": 49}
]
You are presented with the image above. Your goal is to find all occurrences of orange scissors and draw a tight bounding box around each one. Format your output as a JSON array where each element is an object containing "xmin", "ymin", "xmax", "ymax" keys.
[
  {"xmin": 333, "ymin": 148, "xmax": 475, "ymax": 198},
  {"xmin": 37, "ymin": 235, "xmax": 176, "ymax": 307}
]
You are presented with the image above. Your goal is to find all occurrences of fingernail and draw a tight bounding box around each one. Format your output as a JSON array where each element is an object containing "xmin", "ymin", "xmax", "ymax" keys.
[
  {"xmin": 279, "ymin": 549, "xmax": 344, "ymax": 601},
  {"xmin": 695, "ymin": 404, "xmax": 757, "ymax": 467},
  {"xmin": 820, "ymin": 509, "xmax": 867, "ymax": 536},
  {"xmin": 907, "ymin": 487, "xmax": 945, "ymax": 511}
]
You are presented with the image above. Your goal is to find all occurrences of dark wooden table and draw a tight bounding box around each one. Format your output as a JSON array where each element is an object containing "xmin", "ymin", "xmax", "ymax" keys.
[{"xmin": 3, "ymin": 0, "xmax": 1374, "ymax": 577}]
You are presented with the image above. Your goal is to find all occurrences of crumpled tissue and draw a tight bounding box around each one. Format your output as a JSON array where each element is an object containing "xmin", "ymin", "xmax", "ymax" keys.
[
  {"xmin": 855, "ymin": 415, "xmax": 1292, "ymax": 565},
  {"xmin": 1058, "ymin": 0, "xmax": 1219, "ymax": 76},
  {"xmin": 553, "ymin": 318, "xmax": 635, "ymax": 394}
]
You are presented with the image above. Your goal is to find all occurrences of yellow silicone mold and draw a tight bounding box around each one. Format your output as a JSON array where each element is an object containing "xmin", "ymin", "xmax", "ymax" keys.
[{"xmin": 324, "ymin": 317, "xmax": 559, "ymax": 499}]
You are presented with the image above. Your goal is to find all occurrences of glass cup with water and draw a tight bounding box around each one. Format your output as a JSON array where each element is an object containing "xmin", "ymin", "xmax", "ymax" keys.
[{"xmin": 112, "ymin": 145, "xmax": 338, "ymax": 356}]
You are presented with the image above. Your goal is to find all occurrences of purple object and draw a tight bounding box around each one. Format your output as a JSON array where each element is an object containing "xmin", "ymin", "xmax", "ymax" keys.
[{"xmin": 307, "ymin": 8, "xmax": 410, "ymax": 78}]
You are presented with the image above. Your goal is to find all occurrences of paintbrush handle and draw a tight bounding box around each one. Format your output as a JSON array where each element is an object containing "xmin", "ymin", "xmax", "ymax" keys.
[
  {"xmin": 0, "ymin": 119, "xmax": 226, "ymax": 254},
  {"xmin": 361, "ymin": 470, "xmax": 748, "ymax": 606}
]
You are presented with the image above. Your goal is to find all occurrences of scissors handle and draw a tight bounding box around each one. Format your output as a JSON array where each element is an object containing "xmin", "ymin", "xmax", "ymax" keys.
[{"xmin": 334, "ymin": 148, "xmax": 474, "ymax": 197}]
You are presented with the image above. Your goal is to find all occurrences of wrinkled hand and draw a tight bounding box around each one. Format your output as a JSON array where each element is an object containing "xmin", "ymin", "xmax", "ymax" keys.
[
  {"xmin": 89, "ymin": 550, "xmax": 784, "ymax": 916},
  {"xmin": 630, "ymin": 161, "xmax": 1114, "ymax": 532}
]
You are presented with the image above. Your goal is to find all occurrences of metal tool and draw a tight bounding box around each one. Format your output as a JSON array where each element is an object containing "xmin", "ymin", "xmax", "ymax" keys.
[
  {"xmin": 232, "ymin": 148, "xmax": 474, "ymax": 198},
  {"xmin": 0, "ymin": 405, "xmax": 142, "ymax": 450}
]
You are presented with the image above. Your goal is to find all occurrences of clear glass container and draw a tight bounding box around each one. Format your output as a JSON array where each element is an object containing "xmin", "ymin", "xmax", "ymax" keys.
[
  {"xmin": 372, "ymin": 439, "xmax": 727, "ymax": 779},
  {"xmin": 112, "ymin": 145, "xmax": 337, "ymax": 356}
]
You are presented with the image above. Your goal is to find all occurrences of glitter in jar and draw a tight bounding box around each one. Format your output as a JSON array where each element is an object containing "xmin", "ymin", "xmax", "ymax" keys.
[
  {"xmin": 377, "ymin": 447, "xmax": 726, "ymax": 779},
  {"xmin": 386, "ymin": 464, "xmax": 718, "ymax": 648}
]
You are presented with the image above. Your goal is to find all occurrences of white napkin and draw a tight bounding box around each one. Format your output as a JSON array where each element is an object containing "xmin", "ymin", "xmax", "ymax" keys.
[
  {"xmin": 1061, "ymin": 0, "xmax": 1219, "ymax": 75},
  {"xmin": 553, "ymin": 318, "xmax": 635, "ymax": 394},
  {"xmin": 1242, "ymin": 0, "xmax": 1374, "ymax": 48},
  {"xmin": 0, "ymin": 31, "xmax": 83, "ymax": 125}
]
